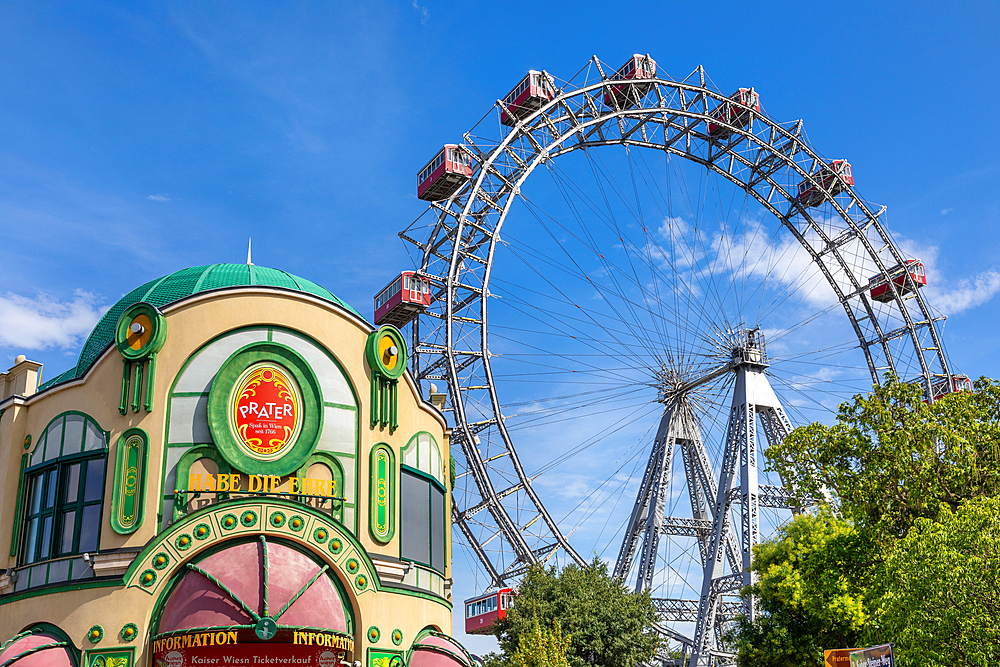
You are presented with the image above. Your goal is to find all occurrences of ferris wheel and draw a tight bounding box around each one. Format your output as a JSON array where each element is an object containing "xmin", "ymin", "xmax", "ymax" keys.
[{"xmin": 387, "ymin": 55, "xmax": 962, "ymax": 665}]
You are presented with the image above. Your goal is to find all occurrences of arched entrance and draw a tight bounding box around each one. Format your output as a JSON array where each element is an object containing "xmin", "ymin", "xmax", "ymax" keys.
[{"xmin": 150, "ymin": 537, "xmax": 355, "ymax": 667}]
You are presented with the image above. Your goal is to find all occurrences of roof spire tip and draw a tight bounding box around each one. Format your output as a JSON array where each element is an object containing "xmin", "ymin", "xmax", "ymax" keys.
[{"xmin": 247, "ymin": 238, "xmax": 253, "ymax": 266}]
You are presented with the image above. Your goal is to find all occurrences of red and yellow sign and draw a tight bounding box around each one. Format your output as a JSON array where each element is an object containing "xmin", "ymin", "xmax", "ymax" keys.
[{"xmin": 231, "ymin": 363, "xmax": 303, "ymax": 460}]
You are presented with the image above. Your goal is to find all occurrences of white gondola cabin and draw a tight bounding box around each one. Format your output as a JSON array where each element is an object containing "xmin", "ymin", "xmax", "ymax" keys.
[
  {"xmin": 707, "ymin": 88, "xmax": 760, "ymax": 139},
  {"xmin": 603, "ymin": 54, "xmax": 657, "ymax": 109},
  {"xmin": 868, "ymin": 259, "xmax": 927, "ymax": 303},
  {"xmin": 464, "ymin": 588, "xmax": 514, "ymax": 635},
  {"xmin": 417, "ymin": 145, "xmax": 473, "ymax": 201},
  {"xmin": 797, "ymin": 160, "xmax": 854, "ymax": 208},
  {"xmin": 374, "ymin": 271, "xmax": 432, "ymax": 327},
  {"xmin": 501, "ymin": 71, "xmax": 556, "ymax": 126}
]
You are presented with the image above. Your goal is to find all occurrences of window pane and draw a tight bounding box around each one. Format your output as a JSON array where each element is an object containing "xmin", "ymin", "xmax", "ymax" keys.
[
  {"xmin": 84, "ymin": 423, "xmax": 105, "ymax": 452},
  {"xmin": 39, "ymin": 515, "xmax": 52, "ymax": 560},
  {"xmin": 24, "ymin": 518, "xmax": 38, "ymax": 564},
  {"xmin": 430, "ymin": 485, "xmax": 446, "ymax": 573},
  {"xmin": 48, "ymin": 558, "xmax": 70, "ymax": 584},
  {"xmin": 84, "ymin": 459, "xmax": 104, "ymax": 502},
  {"xmin": 401, "ymin": 471, "xmax": 430, "ymax": 565},
  {"xmin": 63, "ymin": 463, "xmax": 81, "ymax": 503},
  {"xmin": 44, "ymin": 418, "xmax": 63, "ymax": 461},
  {"xmin": 28, "ymin": 475, "xmax": 42, "ymax": 514},
  {"xmin": 62, "ymin": 415, "xmax": 84, "ymax": 456},
  {"xmin": 45, "ymin": 470, "xmax": 57, "ymax": 508},
  {"xmin": 79, "ymin": 505, "xmax": 101, "ymax": 553},
  {"xmin": 59, "ymin": 510, "xmax": 77, "ymax": 554}
]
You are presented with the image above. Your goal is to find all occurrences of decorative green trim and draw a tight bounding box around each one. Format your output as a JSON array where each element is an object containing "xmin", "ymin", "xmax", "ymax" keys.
[
  {"xmin": 391, "ymin": 629, "xmax": 403, "ymax": 646},
  {"xmin": 119, "ymin": 624, "xmax": 138, "ymax": 643},
  {"xmin": 355, "ymin": 574, "xmax": 368, "ymax": 590},
  {"xmin": 365, "ymin": 326, "xmax": 407, "ymax": 380},
  {"xmin": 152, "ymin": 552, "xmax": 170, "ymax": 570},
  {"xmin": 269, "ymin": 511, "xmax": 287, "ymax": 528},
  {"xmin": 87, "ymin": 625, "xmax": 104, "ymax": 644},
  {"xmin": 207, "ymin": 342, "xmax": 324, "ymax": 476},
  {"xmin": 110, "ymin": 428, "xmax": 148, "ymax": 534},
  {"xmin": 367, "ymin": 626, "xmax": 381, "ymax": 643},
  {"xmin": 86, "ymin": 647, "xmax": 135, "ymax": 667},
  {"xmin": 381, "ymin": 583, "xmax": 452, "ymax": 609},
  {"xmin": 193, "ymin": 523, "xmax": 212, "ymax": 540},
  {"xmin": 22, "ymin": 433, "xmax": 30, "ymax": 450},
  {"xmin": 0, "ymin": 578, "xmax": 121, "ymax": 607},
  {"xmin": 9, "ymin": 452, "xmax": 29, "ymax": 557},
  {"xmin": 346, "ymin": 558, "xmax": 359, "ymax": 574},
  {"xmin": 366, "ymin": 326, "xmax": 406, "ymax": 432},
  {"xmin": 241, "ymin": 510, "xmax": 258, "ymax": 527},
  {"xmin": 329, "ymin": 538, "xmax": 343, "ymax": 554},
  {"xmin": 369, "ymin": 444, "xmax": 395, "ymax": 544},
  {"xmin": 175, "ymin": 534, "xmax": 193, "ymax": 550},
  {"xmin": 368, "ymin": 649, "xmax": 404, "ymax": 667},
  {"xmin": 114, "ymin": 302, "xmax": 167, "ymax": 361},
  {"xmin": 140, "ymin": 570, "xmax": 157, "ymax": 587},
  {"xmin": 313, "ymin": 527, "xmax": 329, "ymax": 543},
  {"xmin": 288, "ymin": 515, "xmax": 305, "ymax": 531},
  {"xmin": 221, "ymin": 513, "xmax": 238, "ymax": 530}
]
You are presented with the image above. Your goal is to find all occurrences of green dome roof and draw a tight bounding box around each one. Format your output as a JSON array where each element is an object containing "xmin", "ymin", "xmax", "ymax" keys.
[{"xmin": 40, "ymin": 264, "xmax": 361, "ymax": 391}]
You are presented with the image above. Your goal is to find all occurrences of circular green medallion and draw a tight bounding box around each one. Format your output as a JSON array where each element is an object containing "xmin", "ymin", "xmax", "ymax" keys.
[
  {"xmin": 208, "ymin": 342, "xmax": 323, "ymax": 476},
  {"xmin": 255, "ymin": 617, "xmax": 278, "ymax": 640}
]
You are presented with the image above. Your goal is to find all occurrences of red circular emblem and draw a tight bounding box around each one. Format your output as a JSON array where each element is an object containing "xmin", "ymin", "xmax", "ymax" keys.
[{"xmin": 230, "ymin": 363, "xmax": 303, "ymax": 460}]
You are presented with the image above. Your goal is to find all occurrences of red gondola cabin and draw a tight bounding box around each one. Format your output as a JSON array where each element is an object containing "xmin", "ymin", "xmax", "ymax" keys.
[
  {"xmin": 374, "ymin": 271, "xmax": 433, "ymax": 327},
  {"xmin": 868, "ymin": 259, "xmax": 927, "ymax": 303},
  {"xmin": 465, "ymin": 588, "xmax": 515, "ymax": 635},
  {"xmin": 930, "ymin": 374, "xmax": 973, "ymax": 401},
  {"xmin": 501, "ymin": 71, "xmax": 556, "ymax": 126},
  {"xmin": 707, "ymin": 88, "xmax": 760, "ymax": 139},
  {"xmin": 798, "ymin": 160, "xmax": 854, "ymax": 206},
  {"xmin": 797, "ymin": 160, "xmax": 853, "ymax": 207},
  {"xmin": 417, "ymin": 145, "xmax": 473, "ymax": 201},
  {"xmin": 603, "ymin": 55, "xmax": 657, "ymax": 109}
]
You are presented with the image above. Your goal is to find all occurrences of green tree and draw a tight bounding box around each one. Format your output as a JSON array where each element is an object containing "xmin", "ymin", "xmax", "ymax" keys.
[
  {"xmin": 727, "ymin": 509, "xmax": 873, "ymax": 667},
  {"xmin": 508, "ymin": 619, "xmax": 572, "ymax": 667},
  {"xmin": 492, "ymin": 559, "xmax": 660, "ymax": 667},
  {"xmin": 729, "ymin": 377, "xmax": 1000, "ymax": 666},
  {"xmin": 868, "ymin": 495, "xmax": 1000, "ymax": 667},
  {"xmin": 765, "ymin": 377, "xmax": 1000, "ymax": 539}
]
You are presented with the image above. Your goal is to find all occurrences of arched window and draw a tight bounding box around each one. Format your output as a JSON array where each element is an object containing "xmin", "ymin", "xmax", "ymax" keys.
[
  {"xmin": 400, "ymin": 433, "xmax": 446, "ymax": 574},
  {"xmin": 22, "ymin": 412, "xmax": 107, "ymax": 568}
]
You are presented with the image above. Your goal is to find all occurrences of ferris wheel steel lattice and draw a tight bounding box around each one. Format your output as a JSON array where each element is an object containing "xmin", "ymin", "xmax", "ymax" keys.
[{"xmin": 396, "ymin": 55, "xmax": 958, "ymax": 665}]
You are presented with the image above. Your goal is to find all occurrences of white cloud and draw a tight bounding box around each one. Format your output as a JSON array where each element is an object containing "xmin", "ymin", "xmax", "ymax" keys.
[
  {"xmin": 147, "ymin": 194, "xmax": 172, "ymax": 202},
  {"xmin": 940, "ymin": 208, "xmax": 953, "ymax": 215},
  {"xmin": 411, "ymin": 0, "xmax": 429, "ymax": 25},
  {"xmin": 933, "ymin": 269, "xmax": 1000, "ymax": 314},
  {"xmin": 0, "ymin": 291, "xmax": 106, "ymax": 351},
  {"xmin": 896, "ymin": 236, "xmax": 1000, "ymax": 315}
]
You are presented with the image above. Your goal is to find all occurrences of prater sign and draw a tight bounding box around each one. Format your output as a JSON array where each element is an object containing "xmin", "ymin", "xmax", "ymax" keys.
[{"xmin": 231, "ymin": 363, "xmax": 303, "ymax": 460}]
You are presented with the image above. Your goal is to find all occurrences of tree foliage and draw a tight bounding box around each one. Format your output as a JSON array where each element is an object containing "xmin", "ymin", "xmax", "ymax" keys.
[
  {"xmin": 728, "ymin": 377, "xmax": 1000, "ymax": 667},
  {"xmin": 868, "ymin": 495, "xmax": 1000, "ymax": 667},
  {"xmin": 507, "ymin": 619, "xmax": 572, "ymax": 667},
  {"xmin": 765, "ymin": 377, "xmax": 1000, "ymax": 539},
  {"xmin": 492, "ymin": 560, "xmax": 660, "ymax": 667},
  {"xmin": 728, "ymin": 510, "xmax": 872, "ymax": 667}
]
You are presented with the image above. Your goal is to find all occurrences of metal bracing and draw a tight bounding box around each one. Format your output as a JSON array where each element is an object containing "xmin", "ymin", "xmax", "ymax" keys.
[{"xmin": 400, "ymin": 56, "xmax": 957, "ymax": 660}]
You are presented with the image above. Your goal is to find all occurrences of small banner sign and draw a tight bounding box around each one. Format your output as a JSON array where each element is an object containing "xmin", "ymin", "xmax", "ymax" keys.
[
  {"xmin": 825, "ymin": 649, "xmax": 859, "ymax": 667},
  {"xmin": 849, "ymin": 644, "xmax": 894, "ymax": 667},
  {"xmin": 153, "ymin": 630, "xmax": 352, "ymax": 667}
]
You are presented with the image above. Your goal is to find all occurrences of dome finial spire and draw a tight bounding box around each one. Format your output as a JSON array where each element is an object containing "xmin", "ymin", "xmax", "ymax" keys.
[{"xmin": 247, "ymin": 238, "xmax": 253, "ymax": 266}]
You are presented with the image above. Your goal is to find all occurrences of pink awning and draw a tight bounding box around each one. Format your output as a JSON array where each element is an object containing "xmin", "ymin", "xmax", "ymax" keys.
[
  {"xmin": 0, "ymin": 632, "xmax": 74, "ymax": 667},
  {"xmin": 409, "ymin": 634, "xmax": 473, "ymax": 667},
  {"xmin": 159, "ymin": 539, "xmax": 348, "ymax": 633}
]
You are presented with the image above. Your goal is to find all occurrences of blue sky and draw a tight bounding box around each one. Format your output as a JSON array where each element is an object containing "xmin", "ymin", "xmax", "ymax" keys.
[{"xmin": 2, "ymin": 0, "xmax": 999, "ymax": 653}]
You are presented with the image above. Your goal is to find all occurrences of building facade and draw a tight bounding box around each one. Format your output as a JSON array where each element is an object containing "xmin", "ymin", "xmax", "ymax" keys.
[{"xmin": 0, "ymin": 264, "xmax": 472, "ymax": 667}]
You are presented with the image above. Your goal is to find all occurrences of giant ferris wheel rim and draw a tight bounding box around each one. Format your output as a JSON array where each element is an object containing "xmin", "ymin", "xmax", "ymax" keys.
[{"xmin": 407, "ymin": 56, "xmax": 954, "ymax": 590}]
